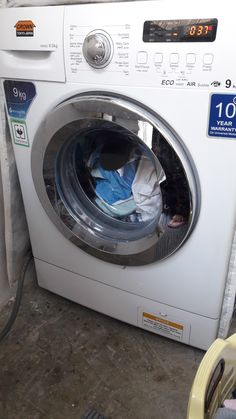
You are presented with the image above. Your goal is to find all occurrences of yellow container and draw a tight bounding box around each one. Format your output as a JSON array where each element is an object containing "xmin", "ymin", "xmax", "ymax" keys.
[{"xmin": 187, "ymin": 333, "xmax": 236, "ymax": 419}]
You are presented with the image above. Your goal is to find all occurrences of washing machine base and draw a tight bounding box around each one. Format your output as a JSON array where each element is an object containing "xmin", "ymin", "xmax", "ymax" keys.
[{"xmin": 34, "ymin": 258, "xmax": 219, "ymax": 350}]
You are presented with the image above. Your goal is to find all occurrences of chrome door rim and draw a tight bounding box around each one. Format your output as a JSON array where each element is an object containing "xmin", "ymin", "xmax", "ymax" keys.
[{"xmin": 31, "ymin": 92, "xmax": 200, "ymax": 266}]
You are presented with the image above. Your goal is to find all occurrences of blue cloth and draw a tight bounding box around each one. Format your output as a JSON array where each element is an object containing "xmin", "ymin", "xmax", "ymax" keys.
[
  {"xmin": 89, "ymin": 147, "xmax": 138, "ymax": 205},
  {"xmin": 95, "ymin": 197, "xmax": 137, "ymax": 217}
]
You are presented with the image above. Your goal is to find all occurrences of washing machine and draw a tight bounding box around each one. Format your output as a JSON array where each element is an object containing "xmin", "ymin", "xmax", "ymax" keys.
[{"xmin": 0, "ymin": 0, "xmax": 236, "ymax": 350}]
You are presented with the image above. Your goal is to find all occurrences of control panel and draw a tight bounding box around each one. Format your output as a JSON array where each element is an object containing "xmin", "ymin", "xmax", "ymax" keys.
[{"xmin": 64, "ymin": 2, "xmax": 235, "ymax": 92}]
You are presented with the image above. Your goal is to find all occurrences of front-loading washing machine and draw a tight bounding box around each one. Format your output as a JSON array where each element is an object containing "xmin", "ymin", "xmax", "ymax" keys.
[{"xmin": 0, "ymin": 0, "xmax": 236, "ymax": 349}]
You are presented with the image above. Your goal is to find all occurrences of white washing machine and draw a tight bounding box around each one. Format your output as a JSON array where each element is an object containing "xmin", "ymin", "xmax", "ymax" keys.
[{"xmin": 0, "ymin": 0, "xmax": 236, "ymax": 349}]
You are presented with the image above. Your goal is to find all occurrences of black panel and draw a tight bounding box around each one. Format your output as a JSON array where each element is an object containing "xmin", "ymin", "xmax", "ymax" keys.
[{"xmin": 143, "ymin": 19, "xmax": 218, "ymax": 42}]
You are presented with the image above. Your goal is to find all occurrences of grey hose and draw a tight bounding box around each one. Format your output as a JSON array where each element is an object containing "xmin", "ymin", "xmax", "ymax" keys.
[{"xmin": 0, "ymin": 252, "xmax": 33, "ymax": 342}]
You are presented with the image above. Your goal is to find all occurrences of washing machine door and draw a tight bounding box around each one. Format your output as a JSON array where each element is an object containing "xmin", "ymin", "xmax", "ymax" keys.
[{"xmin": 32, "ymin": 92, "xmax": 200, "ymax": 266}]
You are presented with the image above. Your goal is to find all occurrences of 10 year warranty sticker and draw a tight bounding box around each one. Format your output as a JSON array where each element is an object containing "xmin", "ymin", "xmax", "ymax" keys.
[
  {"xmin": 208, "ymin": 94, "xmax": 236, "ymax": 139},
  {"xmin": 11, "ymin": 119, "xmax": 29, "ymax": 147}
]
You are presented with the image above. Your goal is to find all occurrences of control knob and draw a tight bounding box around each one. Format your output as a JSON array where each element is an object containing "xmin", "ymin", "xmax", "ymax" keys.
[{"xmin": 83, "ymin": 31, "xmax": 113, "ymax": 69}]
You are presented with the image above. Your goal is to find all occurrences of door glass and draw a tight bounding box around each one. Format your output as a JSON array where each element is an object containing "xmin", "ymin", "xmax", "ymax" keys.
[{"xmin": 55, "ymin": 122, "xmax": 164, "ymax": 236}]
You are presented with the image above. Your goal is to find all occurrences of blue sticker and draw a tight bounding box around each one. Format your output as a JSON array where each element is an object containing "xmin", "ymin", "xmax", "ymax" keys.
[
  {"xmin": 208, "ymin": 94, "xmax": 236, "ymax": 139},
  {"xmin": 3, "ymin": 80, "xmax": 36, "ymax": 119}
]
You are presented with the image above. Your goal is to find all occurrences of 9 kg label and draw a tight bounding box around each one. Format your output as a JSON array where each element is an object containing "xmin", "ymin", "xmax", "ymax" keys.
[{"xmin": 3, "ymin": 80, "xmax": 36, "ymax": 119}]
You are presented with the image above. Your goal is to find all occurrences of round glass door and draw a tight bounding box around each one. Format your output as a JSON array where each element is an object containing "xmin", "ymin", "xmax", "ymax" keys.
[{"xmin": 31, "ymin": 93, "xmax": 200, "ymax": 266}]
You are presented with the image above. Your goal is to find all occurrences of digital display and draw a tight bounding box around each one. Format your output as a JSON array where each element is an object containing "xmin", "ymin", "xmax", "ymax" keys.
[{"xmin": 143, "ymin": 19, "xmax": 218, "ymax": 42}]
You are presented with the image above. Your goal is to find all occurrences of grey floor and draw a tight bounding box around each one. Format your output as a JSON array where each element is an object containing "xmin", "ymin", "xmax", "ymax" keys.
[{"xmin": 0, "ymin": 263, "xmax": 215, "ymax": 419}]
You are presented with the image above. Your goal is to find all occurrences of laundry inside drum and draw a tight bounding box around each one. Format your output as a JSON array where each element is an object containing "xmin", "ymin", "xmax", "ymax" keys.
[{"xmin": 73, "ymin": 128, "xmax": 165, "ymax": 225}]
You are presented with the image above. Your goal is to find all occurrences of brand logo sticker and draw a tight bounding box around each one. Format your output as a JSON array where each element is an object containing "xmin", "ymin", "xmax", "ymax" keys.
[{"xmin": 14, "ymin": 20, "xmax": 36, "ymax": 37}]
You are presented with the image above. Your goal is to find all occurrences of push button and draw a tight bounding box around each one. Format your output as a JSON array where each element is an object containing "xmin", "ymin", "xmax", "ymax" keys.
[
  {"xmin": 170, "ymin": 53, "xmax": 179, "ymax": 64},
  {"xmin": 203, "ymin": 53, "xmax": 214, "ymax": 65},
  {"xmin": 186, "ymin": 53, "xmax": 196, "ymax": 64},
  {"xmin": 137, "ymin": 51, "xmax": 148, "ymax": 64},
  {"xmin": 154, "ymin": 53, "xmax": 163, "ymax": 64}
]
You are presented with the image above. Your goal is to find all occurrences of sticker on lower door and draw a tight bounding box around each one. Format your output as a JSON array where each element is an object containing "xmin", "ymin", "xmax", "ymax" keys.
[
  {"xmin": 142, "ymin": 312, "xmax": 184, "ymax": 339},
  {"xmin": 10, "ymin": 119, "xmax": 29, "ymax": 147}
]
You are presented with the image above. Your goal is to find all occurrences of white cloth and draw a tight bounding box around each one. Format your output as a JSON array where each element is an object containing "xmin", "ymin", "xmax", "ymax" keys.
[{"xmin": 132, "ymin": 156, "xmax": 163, "ymax": 222}]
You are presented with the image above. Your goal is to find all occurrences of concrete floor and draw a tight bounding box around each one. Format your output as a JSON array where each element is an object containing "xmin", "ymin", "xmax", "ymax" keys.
[{"xmin": 0, "ymin": 262, "xmax": 222, "ymax": 419}]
